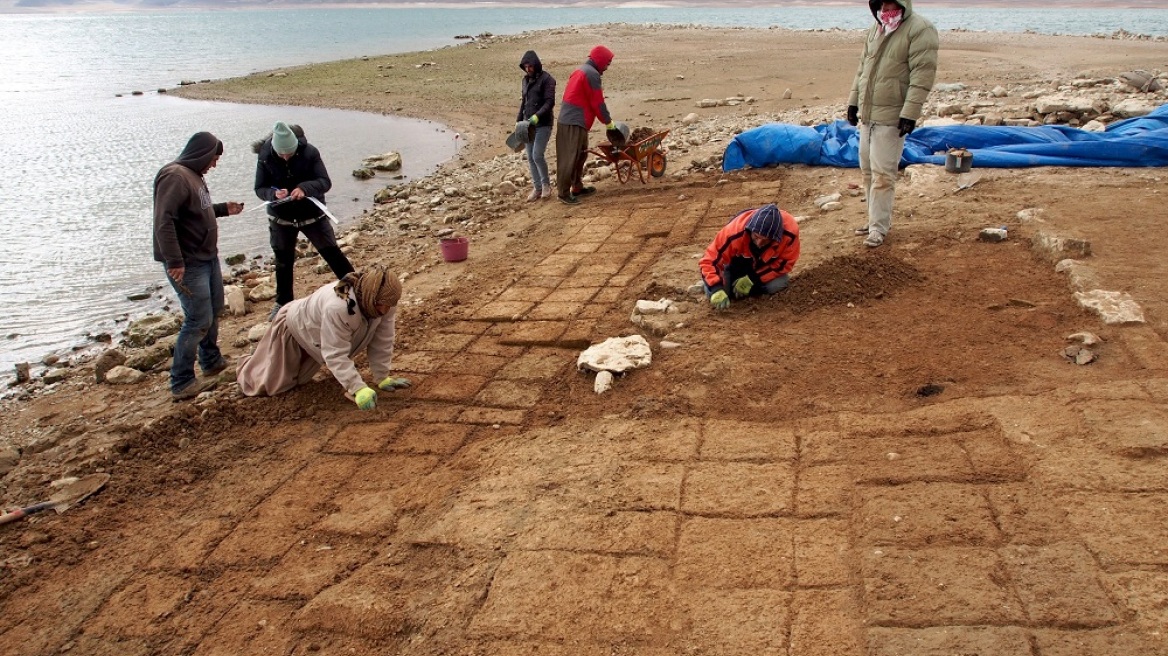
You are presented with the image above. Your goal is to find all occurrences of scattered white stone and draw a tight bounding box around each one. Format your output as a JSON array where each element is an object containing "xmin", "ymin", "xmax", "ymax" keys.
[
  {"xmin": 43, "ymin": 368, "xmax": 69, "ymax": 384},
  {"xmin": 1081, "ymin": 119, "xmax": 1107, "ymax": 133},
  {"xmin": 105, "ymin": 365, "xmax": 146, "ymax": 385},
  {"xmin": 820, "ymin": 201, "xmax": 843, "ymax": 212},
  {"xmin": 659, "ymin": 341, "xmax": 682, "ymax": 349},
  {"xmin": 1073, "ymin": 290, "xmax": 1146, "ymax": 325},
  {"xmin": 934, "ymin": 82, "xmax": 966, "ymax": 92},
  {"xmin": 978, "ymin": 227, "xmax": 1008, "ymax": 242},
  {"xmin": 224, "ymin": 285, "xmax": 247, "ymax": 316},
  {"xmin": 782, "ymin": 88, "xmax": 792, "ymax": 99},
  {"xmin": 1067, "ymin": 331, "xmax": 1102, "ymax": 346},
  {"xmin": 247, "ymin": 323, "xmax": 271, "ymax": 342},
  {"xmin": 696, "ymin": 99, "xmax": 719, "ymax": 108},
  {"xmin": 363, "ymin": 152, "xmax": 402, "ymax": 171},
  {"xmin": 634, "ymin": 299, "xmax": 674, "ymax": 315},
  {"xmin": 593, "ymin": 370, "xmax": 615, "ymax": 394},
  {"xmin": 813, "ymin": 192, "xmax": 841, "ymax": 208},
  {"xmin": 1111, "ymin": 98, "xmax": 1158, "ymax": 118},
  {"xmin": 1017, "ymin": 208, "xmax": 1045, "ymax": 223},
  {"xmin": 681, "ymin": 112, "xmax": 700, "ymax": 125},
  {"xmin": 1063, "ymin": 344, "xmax": 1097, "ymax": 365},
  {"xmin": 577, "ymin": 335, "xmax": 652, "ymax": 374},
  {"xmin": 248, "ymin": 283, "xmax": 277, "ymax": 302},
  {"xmin": 496, "ymin": 181, "xmax": 518, "ymax": 194}
]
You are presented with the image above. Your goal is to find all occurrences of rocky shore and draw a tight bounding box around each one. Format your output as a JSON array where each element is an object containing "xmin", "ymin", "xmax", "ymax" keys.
[{"xmin": 3, "ymin": 21, "xmax": 1166, "ymax": 509}]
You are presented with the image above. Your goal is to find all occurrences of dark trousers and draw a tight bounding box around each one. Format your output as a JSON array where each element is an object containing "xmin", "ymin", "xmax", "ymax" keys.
[
  {"xmin": 269, "ymin": 218, "xmax": 354, "ymax": 305},
  {"xmin": 555, "ymin": 123, "xmax": 589, "ymax": 199}
]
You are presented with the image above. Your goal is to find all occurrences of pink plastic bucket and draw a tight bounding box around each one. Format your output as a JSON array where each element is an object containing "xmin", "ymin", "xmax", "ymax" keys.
[{"xmin": 440, "ymin": 236, "xmax": 469, "ymax": 262}]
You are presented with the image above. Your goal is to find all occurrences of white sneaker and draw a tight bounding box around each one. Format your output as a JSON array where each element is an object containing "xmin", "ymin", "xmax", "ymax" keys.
[
  {"xmin": 526, "ymin": 189, "xmax": 541, "ymax": 202},
  {"xmin": 864, "ymin": 232, "xmax": 885, "ymax": 248}
]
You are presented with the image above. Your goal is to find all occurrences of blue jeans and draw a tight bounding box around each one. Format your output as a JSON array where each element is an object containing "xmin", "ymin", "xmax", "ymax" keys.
[
  {"xmin": 526, "ymin": 125, "xmax": 552, "ymax": 191},
  {"xmin": 166, "ymin": 259, "xmax": 224, "ymax": 392}
]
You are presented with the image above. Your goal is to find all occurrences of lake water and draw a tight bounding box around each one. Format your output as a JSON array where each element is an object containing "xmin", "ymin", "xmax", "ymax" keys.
[{"xmin": 1, "ymin": 6, "xmax": 1165, "ymax": 381}]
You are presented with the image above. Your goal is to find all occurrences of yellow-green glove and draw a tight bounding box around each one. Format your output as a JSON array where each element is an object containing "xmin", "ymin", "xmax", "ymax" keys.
[
  {"xmin": 710, "ymin": 290, "xmax": 730, "ymax": 310},
  {"xmin": 529, "ymin": 115, "xmax": 539, "ymax": 125},
  {"xmin": 606, "ymin": 122, "xmax": 616, "ymax": 131},
  {"xmin": 378, "ymin": 376, "xmax": 412, "ymax": 391},
  {"xmin": 354, "ymin": 386, "xmax": 377, "ymax": 411},
  {"xmin": 733, "ymin": 276, "xmax": 754, "ymax": 297}
]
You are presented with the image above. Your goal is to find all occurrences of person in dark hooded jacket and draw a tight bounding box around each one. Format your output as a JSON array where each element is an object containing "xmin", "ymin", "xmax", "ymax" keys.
[
  {"xmin": 517, "ymin": 51, "xmax": 556, "ymax": 201},
  {"xmin": 152, "ymin": 131, "xmax": 244, "ymax": 400},
  {"xmin": 254, "ymin": 121, "xmax": 354, "ymax": 319},
  {"xmin": 555, "ymin": 45, "xmax": 618, "ymax": 205},
  {"xmin": 699, "ymin": 204, "xmax": 801, "ymax": 310}
]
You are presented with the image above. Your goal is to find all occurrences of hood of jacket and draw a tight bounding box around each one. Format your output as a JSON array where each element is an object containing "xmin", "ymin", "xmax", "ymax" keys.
[
  {"xmin": 869, "ymin": 0, "xmax": 912, "ymax": 21},
  {"xmin": 588, "ymin": 45, "xmax": 613, "ymax": 73},
  {"xmin": 519, "ymin": 50, "xmax": 543, "ymax": 76},
  {"xmin": 174, "ymin": 132, "xmax": 222, "ymax": 175}
]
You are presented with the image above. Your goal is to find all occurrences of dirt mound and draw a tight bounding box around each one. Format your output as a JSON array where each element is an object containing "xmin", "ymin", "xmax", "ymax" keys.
[{"xmin": 782, "ymin": 252, "xmax": 925, "ymax": 312}]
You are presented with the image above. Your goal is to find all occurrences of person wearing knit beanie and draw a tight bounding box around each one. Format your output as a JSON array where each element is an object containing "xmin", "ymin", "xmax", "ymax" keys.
[
  {"xmin": 236, "ymin": 266, "xmax": 408, "ymax": 412},
  {"xmin": 271, "ymin": 121, "xmax": 299, "ymax": 157}
]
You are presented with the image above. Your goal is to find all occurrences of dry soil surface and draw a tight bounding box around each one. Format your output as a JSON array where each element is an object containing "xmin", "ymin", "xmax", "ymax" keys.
[{"xmin": 2, "ymin": 25, "xmax": 1168, "ymax": 656}]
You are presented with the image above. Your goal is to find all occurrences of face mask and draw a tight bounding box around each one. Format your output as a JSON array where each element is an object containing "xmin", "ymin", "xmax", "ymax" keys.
[{"xmin": 879, "ymin": 5, "xmax": 904, "ymax": 33}]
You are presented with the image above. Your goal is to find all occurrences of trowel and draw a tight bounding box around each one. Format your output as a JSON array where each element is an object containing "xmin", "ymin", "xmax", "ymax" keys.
[{"xmin": 0, "ymin": 473, "xmax": 110, "ymax": 526}]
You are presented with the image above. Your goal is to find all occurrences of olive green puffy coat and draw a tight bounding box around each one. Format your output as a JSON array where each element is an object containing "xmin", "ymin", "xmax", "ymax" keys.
[{"xmin": 847, "ymin": 0, "xmax": 939, "ymax": 126}]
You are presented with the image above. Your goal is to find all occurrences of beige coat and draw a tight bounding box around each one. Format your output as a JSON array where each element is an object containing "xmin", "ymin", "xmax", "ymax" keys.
[
  {"xmin": 848, "ymin": 0, "xmax": 939, "ymax": 126},
  {"xmin": 284, "ymin": 282, "xmax": 397, "ymax": 395}
]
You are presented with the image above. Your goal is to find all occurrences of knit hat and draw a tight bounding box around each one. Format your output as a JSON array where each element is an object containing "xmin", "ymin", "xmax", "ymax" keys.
[
  {"xmin": 271, "ymin": 121, "xmax": 298, "ymax": 155},
  {"xmin": 744, "ymin": 204, "xmax": 784, "ymax": 241}
]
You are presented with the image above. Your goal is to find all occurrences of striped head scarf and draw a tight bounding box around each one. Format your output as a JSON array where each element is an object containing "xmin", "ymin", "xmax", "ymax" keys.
[{"xmin": 335, "ymin": 265, "xmax": 402, "ymax": 318}]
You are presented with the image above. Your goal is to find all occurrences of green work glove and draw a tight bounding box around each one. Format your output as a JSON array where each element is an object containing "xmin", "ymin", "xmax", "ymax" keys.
[
  {"xmin": 354, "ymin": 386, "xmax": 377, "ymax": 411},
  {"xmin": 378, "ymin": 376, "xmax": 412, "ymax": 391},
  {"xmin": 529, "ymin": 115, "xmax": 539, "ymax": 125},
  {"xmin": 710, "ymin": 290, "xmax": 730, "ymax": 310},
  {"xmin": 606, "ymin": 121, "xmax": 616, "ymax": 131},
  {"xmin": 733, "ymin": 276, "xmax": 754, "ymax": 298}
]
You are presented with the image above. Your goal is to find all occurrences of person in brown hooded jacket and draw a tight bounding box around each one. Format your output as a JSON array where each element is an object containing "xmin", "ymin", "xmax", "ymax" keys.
[{"xmin": 152, "ymin": 131, "xmax": 244, "ymax": 401}]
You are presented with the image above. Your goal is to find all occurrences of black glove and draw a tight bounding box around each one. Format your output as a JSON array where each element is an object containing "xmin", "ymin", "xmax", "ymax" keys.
[
  {"xmin": 846, "ymin": 105, "xmax": 859, "ymax": 126},
  {"xmin": 898, "ymin": 117, "xmax": 916, "ymax": 137}
]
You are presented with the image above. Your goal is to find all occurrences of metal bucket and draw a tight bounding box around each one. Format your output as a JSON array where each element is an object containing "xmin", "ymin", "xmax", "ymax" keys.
[{"xmin": 945, "ymin": 148, "xmax": 973, "ymax": 173}]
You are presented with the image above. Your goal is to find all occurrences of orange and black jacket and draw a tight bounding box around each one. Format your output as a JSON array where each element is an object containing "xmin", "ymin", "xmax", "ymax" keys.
[{"xmin": 699, "ymin": 206, "xmax": 800, "ymax": 294}]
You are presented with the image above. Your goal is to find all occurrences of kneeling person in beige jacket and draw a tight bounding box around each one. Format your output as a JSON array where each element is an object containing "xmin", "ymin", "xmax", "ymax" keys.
[{"xmin": 237, "ymin": 265, "xmax": 410, "ymax": 410}]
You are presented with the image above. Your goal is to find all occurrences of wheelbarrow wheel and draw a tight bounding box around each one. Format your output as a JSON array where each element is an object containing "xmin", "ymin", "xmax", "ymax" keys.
[{"xmin": 649, "ymin": 151, "xmax": 667, "ymax": 178}]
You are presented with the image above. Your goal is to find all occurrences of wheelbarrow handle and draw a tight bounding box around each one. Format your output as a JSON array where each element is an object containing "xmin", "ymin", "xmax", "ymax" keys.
[{"xmin": 0, "ymin": 501, "xmax": 56, "ymax": 526}]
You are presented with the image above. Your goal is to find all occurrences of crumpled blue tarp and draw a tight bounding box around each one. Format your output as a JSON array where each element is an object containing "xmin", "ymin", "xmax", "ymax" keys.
[{"xmin": 722, "ymin": 103, "xmax": 1168, "ymax": 171}]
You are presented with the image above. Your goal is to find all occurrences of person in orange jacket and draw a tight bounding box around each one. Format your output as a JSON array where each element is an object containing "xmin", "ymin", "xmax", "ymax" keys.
[
  {"xmin": 554, "ymin": 45, "xmax": 618, "ymax": 205},
  {"xmin": 699, "ymin": 204, "xmax": 800, "ymax": 310}
]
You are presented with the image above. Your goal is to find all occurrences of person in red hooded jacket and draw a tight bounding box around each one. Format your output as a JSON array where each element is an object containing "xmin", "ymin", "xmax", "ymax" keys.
[
  {"xmin": 554, "ymin": 45, "xmax": 618, "ymax": 205},
  {"xmin": 699, "ymin": 204, "xmax": 800, "ymax": 310}
]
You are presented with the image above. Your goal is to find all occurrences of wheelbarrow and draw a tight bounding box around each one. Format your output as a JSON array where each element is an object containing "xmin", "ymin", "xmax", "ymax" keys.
[{"xmin": 589, "ymin": 129, "xmax": 670, "ymax": 184}]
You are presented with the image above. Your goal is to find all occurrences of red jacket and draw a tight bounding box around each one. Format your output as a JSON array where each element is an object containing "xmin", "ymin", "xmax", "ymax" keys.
[
  {"xmin": 559, "ymin": 46, "xmax": 613, "ymax": 130},
  {"xmin": 700, "ymin": 206, "xmax": 800, "ymax": 293}
]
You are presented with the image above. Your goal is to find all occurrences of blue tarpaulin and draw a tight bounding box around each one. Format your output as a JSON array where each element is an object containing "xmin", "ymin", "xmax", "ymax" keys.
[{"xmin": 722, "ymin": 103, "xmax": 1168, "ymax": 171}]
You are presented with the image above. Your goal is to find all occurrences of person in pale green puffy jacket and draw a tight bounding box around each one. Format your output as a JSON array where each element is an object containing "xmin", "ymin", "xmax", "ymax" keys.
[{"xmin": 846, "ymin": 0, "xmax": 938, "ymax": 248}]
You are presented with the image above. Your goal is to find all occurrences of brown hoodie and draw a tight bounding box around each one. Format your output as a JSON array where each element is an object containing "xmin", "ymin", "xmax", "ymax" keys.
[{"xmin": 152, "ymin": 132, "xmax": 228, "ymax": 268}]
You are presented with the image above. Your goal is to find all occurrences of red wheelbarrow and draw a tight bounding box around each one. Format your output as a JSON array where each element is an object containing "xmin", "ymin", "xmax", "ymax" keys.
[{"xmin": 589, "ymin": 129, "xmax": 670, "ymax": 184}]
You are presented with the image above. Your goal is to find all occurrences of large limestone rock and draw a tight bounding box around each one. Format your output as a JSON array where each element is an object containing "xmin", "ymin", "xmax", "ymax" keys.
[
  {"xmin": 124, "ymin": 313, "xmax": 181, "ymax": 348},
  {"xmin": 225, "ymin": 285, "xmax": 247, "ymax": 316},
  {"xmin": 1110, "ymin": 99, "xmax": 1158, "ymax": 118},
  {"xmin": 363, "ymin": 152, "xmax": 402, "ymax": 171},
  {"xmin": 105, "ymin": 365, "xmax": 146, "ymax": 385},
  {"xmin": 577, "ymin": 335, "xmax": 652, "ymax": 374},
  {"xmin": 1074, "ymin": 290, "xmax": 1145, "ymax": 325},
  {"xmin": 248, "ymin": 282, "xmax": 277, "ymax": 302},
  {"xmin": 93, "ymin": 349, "xmax": 127, "ymax": 383}
]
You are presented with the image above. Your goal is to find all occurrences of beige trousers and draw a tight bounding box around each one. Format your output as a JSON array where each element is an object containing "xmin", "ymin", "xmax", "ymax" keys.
[{"xmin": 858, "ymin": 123, "xmax": 907, "ymax": 237}]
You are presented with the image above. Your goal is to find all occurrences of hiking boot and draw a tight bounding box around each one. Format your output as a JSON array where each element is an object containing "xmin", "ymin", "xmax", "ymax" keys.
[
  {"xmin": 268, "ymin": 302, "xmax": 284, "ymax": 321},
  {"xmin": 558, "ymin": 194, "xmax": 579, "ymax": 205},
  {"xmin": 864, "ymin": 232, "xmax": 885, "ymax": 248},
  {"xmin": 172, "ymin": 377, "xmax": 218, "ymax": 402},
  {"xmin": 203, "ymin": 356, "xmax": 230, "ymax": 376},
  {"xmin": 541, "ymin": 187, "xmax": 555, "ymax": 200},
  {"xmin": 853, "ymin": 225, "xmax": 871, "ymax": 236},
  {"xmin": 572, "ymin": 186, "xmax": 597, "ymax": 196},
  {"xmin": 526, "ymin": 189, "xmax": 541, "ymax": 202}
]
